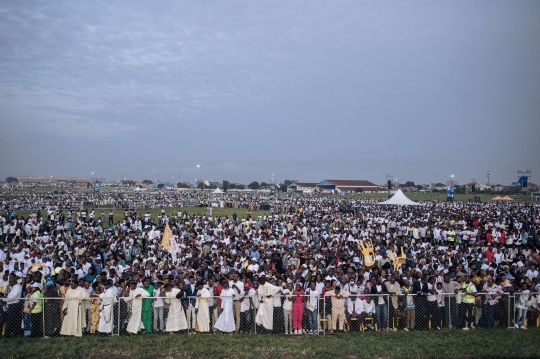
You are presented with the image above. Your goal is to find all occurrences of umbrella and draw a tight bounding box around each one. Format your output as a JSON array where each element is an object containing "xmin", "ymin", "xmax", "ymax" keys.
[
  {"xmin": 491, "ymin": 196, "xmax": 503, "ymax": 201},
  {"xmin": 501, "ymin": 196, "xmax": 513, "ymax": 201}
]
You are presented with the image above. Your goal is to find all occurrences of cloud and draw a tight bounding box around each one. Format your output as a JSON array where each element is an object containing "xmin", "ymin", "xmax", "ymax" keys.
[{"xmin": 0, "ymin": 1, "xmax": 539, "ymax": 183}]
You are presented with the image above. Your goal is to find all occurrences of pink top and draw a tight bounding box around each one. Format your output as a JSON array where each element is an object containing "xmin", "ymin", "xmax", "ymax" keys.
[{"xmin": 293, "ymin": 289, "xmax": 304, "ymax": 305}]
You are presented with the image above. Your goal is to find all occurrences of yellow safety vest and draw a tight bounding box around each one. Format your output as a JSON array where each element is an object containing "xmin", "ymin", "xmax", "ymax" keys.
[
  {"xmin": 31, "ymin": 291, "xmax": 43, "ymax": 313},
  {"xmin": 462, "ymin": 283, "xmax": 475, "ymax": 303}
]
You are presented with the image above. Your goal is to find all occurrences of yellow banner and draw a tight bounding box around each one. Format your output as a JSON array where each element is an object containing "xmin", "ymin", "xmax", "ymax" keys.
[{"xmin": 161, "ymin": 222, "xmax": 172, "ymax": 251}]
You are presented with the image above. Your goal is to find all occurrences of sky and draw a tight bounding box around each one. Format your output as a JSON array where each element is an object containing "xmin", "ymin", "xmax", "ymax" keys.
[{"xmin": 1, "ymin": 1, "xmax": 539, "ymax": 186}]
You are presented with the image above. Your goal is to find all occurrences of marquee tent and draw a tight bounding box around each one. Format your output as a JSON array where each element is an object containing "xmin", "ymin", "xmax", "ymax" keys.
[
  {"xmin": 492, "ymin": 196, "xmax": 503, "ymax": 201},
  {"xmin": 213, "ymin": 188, "xmax": 224, "ymax": 194},
  {"xmin": 379, "ymin": 189, "xmax": 421, "ymax": 206}
]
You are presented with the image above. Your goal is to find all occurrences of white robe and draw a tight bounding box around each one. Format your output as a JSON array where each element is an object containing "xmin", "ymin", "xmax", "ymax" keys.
[
  {"xmin": 165, "ymin": 288, "xmax": 188, "ymax": 332},
  {"xmin": 195, "ymin": 287, "xmax": 211, "ymax": 332},
  {"xmin": 214, "ymin": 288, "xmax": 236, "ymax": 332},
  {"xmin": 60, "ymin": 286, "xmax": 89, "ymax": 337},
  {"xmin": 98, "ymin": 288, "xmax": 115, "ymax": 333},
  {"xmin": 255, "ymin": 282, "xmax": 281, "ymax": 330},
  {"xmin": 124, "ymin": 287, "xmax": 150, "ymax": 334}
]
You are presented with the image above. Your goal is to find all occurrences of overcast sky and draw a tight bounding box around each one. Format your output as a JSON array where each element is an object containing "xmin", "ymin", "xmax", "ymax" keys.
[{"xmin": 1, "ymin": 1, "xmax": 539, "ymax": 185}]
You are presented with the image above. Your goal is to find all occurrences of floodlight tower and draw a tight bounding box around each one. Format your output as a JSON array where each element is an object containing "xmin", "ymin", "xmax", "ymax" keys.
[{"xmin": 386, "ymin": 174, "xmax": 393, "ymax": 193}]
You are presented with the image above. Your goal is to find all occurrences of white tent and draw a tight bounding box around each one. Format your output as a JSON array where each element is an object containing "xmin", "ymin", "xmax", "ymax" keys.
[
  {"xmin": 134, "ymin": 187, "xmax": 147, "ymax": 192},
  {"xmin": 379, "ymin": 189, "xmax": 420, "ymax": 206},
  {"xmin": 213, "ymin": 188, "xmax": 224, "ymax": 194}
]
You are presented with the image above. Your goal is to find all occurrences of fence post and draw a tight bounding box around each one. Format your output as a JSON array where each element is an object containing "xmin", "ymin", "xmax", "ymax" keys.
[
  {"xmin": 510, "ymin": 293, "xmax": 515, "ymax": 329},
  {"xmin": 322, "ymin": 297, "xmax": 325, "ymax": 336},
  {"xmin": 386, "ymin": 294, "xmax": 390, "ymax": 331},
  {"xmin": 254, "ymin": 299, "xmax": 257, "ymax": 334},
  {"xmin": 43, "ymin": 298, "xmax": 46, "ymax": 338},
  {"xmin": 117, "ymin": 300, "xmax": 121, "ymax": 336}
]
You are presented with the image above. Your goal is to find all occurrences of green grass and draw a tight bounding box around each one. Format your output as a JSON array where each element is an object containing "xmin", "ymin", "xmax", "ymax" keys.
[{"xmin": 1, "ymin": 329, "xmax": 538, "ymax": 359}]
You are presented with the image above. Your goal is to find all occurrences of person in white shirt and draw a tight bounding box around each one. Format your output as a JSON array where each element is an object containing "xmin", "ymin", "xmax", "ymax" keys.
[
  {"xmin": 305, "ymin": 281, "xmax": 320, "ymax": 334},
  {"xmin": 152, "ymin": 282, "xmax": 165, "ymax": 333},
  {"xmin": 346, "ymin": 295, "xmax": 363, "ymax": 331},
  {"xmin": 282, "ymin": 283, "xmax": 293, "ymax": 334},
  {"xmin": 4, "ymin": 278, "xmax": 23, "ymax": 337}
]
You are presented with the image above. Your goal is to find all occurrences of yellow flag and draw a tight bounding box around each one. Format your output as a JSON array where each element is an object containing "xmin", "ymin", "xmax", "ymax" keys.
[
  {"xmin": 204, "ymin": 180, "xmax": 209, "ymax": 186},
  {"xmin": 161, "ymin": 222, "xmax": 172, "ymax": 251}
]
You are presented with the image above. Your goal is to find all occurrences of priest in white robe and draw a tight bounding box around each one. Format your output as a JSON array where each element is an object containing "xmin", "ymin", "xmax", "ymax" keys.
[
  {"xmin": 164, "ymin": 283, "xmax": 188, "ymax": 332},
  {"xmin": 124, "ymin": 281, "xmax": 150, "ymax": 334},
  {"xmin": 195, "ymin": 281, "xmax": 211, "ymax": 333},
  {"xmin": 214, "ymin": 280, "xmax": 236, "ymax": 333},
  {"xmin": 60, "ymin": 280, "xmax": 90, "ymax": 337},
  {"xmin": 255, "ymin": 277, "xmax": 282, "ymax": 331},
  {"xmin": 98, "ymin": 280, "xmax": 115, "ymax": 334}
]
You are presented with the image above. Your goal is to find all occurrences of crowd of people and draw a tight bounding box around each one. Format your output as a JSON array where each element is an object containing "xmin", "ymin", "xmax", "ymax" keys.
[{"xmin": 1, "ymin": 191, "xmax": 540, "ymax": 338}]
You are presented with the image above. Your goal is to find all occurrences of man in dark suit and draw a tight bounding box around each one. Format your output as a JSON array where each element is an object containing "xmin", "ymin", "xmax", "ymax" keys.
[{"xmin": 370, "ymin": 276, "xmax": 388, "ymax": 330}]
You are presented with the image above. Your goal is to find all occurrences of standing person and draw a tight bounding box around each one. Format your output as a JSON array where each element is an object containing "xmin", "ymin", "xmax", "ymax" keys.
[
  {"xmin": 29, "ymin": 283, "xmax": 44, "ymax": 338},
  {"xmin": 292, "ymin": 283, "xmax": 304, "ymax": 334},
  {"xmin": 239, "ymin": 282, "xmax": 255, "ymax": 333},
  {"xmin": 305, "ymin": 281, "xmax": 320, "ymax": 334},
  {"xmin": 152, "ymin": 282, "xmax": 165, "ymax": 333},
  {"xmin": 461, "ymin": 276, "xmax": 477, "ymax": 330},
  {"xmin": 515, "ymin": 283, "xmax": 530, "ymax": 329},
  {"xmin": 255, "ymin": 276, "xmax": 282, "ymax": 333},
  {"xmin": 184, "ymin": 276, "xmax": 198, "ymax": 332},
  {"xmin": 124, "ymin": 281, "xmax": 150, "ymax": 334},
  {"xmin": 325, "ymin": 286, "xmax": 350, "ymax": 333},
  {"xmin": 482, "ymin": 278, "xmax": 503, "ymax": 329},
  {"xmin": 88, "ymin": 283, "xmax": 101, "ymax": 334},
  {"xmin": 426, "ymin": 276, "xmax": 438, "ymax": 330},
  {"xmin": 441, "ymin": 274, "xmax": 460, "ymax": 329},
  {"xmin": 4, "ymin": 277, "xmax": 23, "ymax": 338},
  {"xmin": 60, "ymin": 278, "xmax": 90, "ymax": 337},
  {"xmin": 282, "ymin": 283, "xmax": 293, "ymax": 334},
  {"xmin": 371, "ymin": 277, "xmax": 388, "ymax": 331},
  {"xmin": 108, "ymin": 210, "xmax": 114, "ymax": 226},
  {"xmin": 141, "ymin": 279, "xmax": 154, "ymax": 333},
  {"xmin": 205, "ymin": 278, "xmax": 218, "ymax": 329},
  {"xmin": 97, "ymin": 280, "xmax": 115, "ymax": 335},
  {"xmin": 163, "ymin": 283, "xmax": 188, "ymax": 333},
  {"xmin": 43, "ymin": 280, "xmax": 60, "ymax": 337},
  {"xmin": 229, "ymin": 272, "xmax": 244, "ymax": 333},
  {"xmin": 401, "ymin": 280, "xmax": 415, "ymax": 331},
  {"xmin": 214, "ymin": 280, "xmax": 236, "ymax": 333},
  {"xmin": 385, "ymin": 276, "xmax": 401, "ymax": 331},
  {"xmin": 195, "ymin": 281, "xmax": 211, "ymax": 333}
]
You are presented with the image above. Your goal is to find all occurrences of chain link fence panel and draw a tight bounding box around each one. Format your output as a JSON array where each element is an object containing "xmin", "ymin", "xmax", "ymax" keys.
[{"xmin": 1, "ymin": 293, "xmax": 539, "ymax": 338}]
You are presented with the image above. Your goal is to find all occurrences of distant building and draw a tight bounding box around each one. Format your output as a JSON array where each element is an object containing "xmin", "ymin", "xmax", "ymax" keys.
[
  {"xmin": 287, "ymin": 182, "xmax": 317, "ymax": 192},
  {"xmin": 315, "ymin": 179, "xmax": 380, "ymax": 193}
]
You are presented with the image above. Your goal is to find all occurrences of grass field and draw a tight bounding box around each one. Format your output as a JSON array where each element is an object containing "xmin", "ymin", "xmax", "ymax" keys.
[
  {"xmin": 1, "ymin": 329, "xmax": 538, "ymax": 359},
  {"xmin": 6, "ymin": 190, "xmax": 536, "ymax": 221}
]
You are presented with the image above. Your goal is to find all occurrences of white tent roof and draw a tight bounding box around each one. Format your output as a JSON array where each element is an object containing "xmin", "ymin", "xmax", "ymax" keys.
[
  {"xmin": 213, "ymin": 188, "xmax": 224, "ymax": 194},
  {"xmin": 379, "ymin": 189, "xmax": 420, "ymax": 206}
]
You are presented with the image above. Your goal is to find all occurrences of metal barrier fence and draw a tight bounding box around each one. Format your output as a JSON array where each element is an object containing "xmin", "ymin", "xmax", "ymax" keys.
[{"xmin": 1, "ymin": 293, "xmax": 538, "ymax": 338}]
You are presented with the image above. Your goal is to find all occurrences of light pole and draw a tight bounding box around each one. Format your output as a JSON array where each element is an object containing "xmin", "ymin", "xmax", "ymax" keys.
[{"xmin": 197, "ymin": 164, "xmax": 204, "ymax": 191}]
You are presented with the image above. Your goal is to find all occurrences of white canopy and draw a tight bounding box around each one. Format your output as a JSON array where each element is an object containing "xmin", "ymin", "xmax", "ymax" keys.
[
  {"xmin": 379, "ymin": 189, "xmax": 420, "ymax": 206},
  {"xmin": 213, "ymin": 188, "xmax": 224, "ymax": 194}
]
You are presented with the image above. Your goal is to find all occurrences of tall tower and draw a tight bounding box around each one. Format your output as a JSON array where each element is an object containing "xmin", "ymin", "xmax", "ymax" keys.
[{"xmin": 487, "ymin": 171, "xmax": 490, "ymax": 186}]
